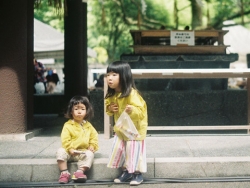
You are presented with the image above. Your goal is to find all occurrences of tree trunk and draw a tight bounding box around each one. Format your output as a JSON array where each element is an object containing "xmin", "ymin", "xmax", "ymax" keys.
[
  {"xmin": 174, "ymin": 0, "xmax": 179, "ymax": 29},
  {"xmin": 190, "ymin": 0, "xmax": 203, "ymax": 29}
]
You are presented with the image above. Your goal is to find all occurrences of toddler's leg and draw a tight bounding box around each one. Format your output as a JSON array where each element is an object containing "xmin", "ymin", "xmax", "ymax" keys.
[
  {"xmin": 72, "ymin": 150, "xmax": 94, "ymax": 183},
  {"xmin": 56, "ymin": 148, "xmax": 71, "ymax": 184},
  {"xmin": 58, "ymin": 160, "xmax": 67, "ymax": 170}
]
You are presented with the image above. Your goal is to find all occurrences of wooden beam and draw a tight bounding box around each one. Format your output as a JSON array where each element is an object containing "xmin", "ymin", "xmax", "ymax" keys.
[
  {"xmin": 130, "ymin": 30, "xmax": 228, "ymax": 38},
  {"xmin": 92, "ymin": 69, "xmax": 250, "ymax": 79},
  {"xmin": 147, "ymin": 126, "xmax": 250, "ymax": 131},
  {"xmin": 131, "ymin": 45, "xmax": 228, "ymax": 55}
]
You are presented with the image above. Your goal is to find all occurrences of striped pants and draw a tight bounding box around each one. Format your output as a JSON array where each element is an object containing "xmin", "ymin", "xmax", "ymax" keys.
[{"xmin": 107, "ymin": 135, "xmax": 147, "ymax": 173}]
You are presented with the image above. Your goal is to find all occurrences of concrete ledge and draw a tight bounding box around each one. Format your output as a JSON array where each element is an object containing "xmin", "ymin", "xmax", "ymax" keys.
[
  {"xmin": 155, "ymin": 157, "xmax": 250, "ymax": 178},
  {"xmin": 1, "ymin": 157, "xmax": 250, "ymax": 182},
  {"xmin": 0, "ymin": 128, "xmax": 43, "ymax": 141}
]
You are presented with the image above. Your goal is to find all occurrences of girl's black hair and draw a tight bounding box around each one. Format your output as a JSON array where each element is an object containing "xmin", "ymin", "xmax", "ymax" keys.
[
  {"xmin": 105, "ymin": 61, "xmax": 137, "ymax": 98},
  {"xmin": 65, "ymin": 96, "xmax": 94, "ymax": 120}
]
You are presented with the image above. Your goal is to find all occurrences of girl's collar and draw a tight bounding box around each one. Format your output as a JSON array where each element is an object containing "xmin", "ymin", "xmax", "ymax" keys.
[
  {"xmin": 115, "ymin": 92, "xmax": 121, "ymax": 97},
  {"xmin": 72, "ymin": 119, "xmax": 86, "ymax": 124},
  {"xmin": 81, "ymin": 120, "xmax": 87, "ymax": 126}
]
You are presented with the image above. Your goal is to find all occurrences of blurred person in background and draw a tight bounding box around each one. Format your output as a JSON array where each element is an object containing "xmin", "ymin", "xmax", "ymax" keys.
[
  {"xmin": 46, "ymin": 68, "xmax": 60, "ymax": 94},
  {"xmin": 34, "ymin": 58, "xmax": 47, "ymax": 94}
]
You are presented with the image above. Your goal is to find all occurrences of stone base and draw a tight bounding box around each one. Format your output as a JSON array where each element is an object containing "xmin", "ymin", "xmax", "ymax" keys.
[
  {"xmin": 33, "ymin": 89, "xmax": 247, "ymax": 134},
  {"xmin": 89, "ymin": 90, "xmax": 247, "ymax": 132},
  {"xmin": 0, "ymin": 128, "xmax": 43, "ymax": 141}
]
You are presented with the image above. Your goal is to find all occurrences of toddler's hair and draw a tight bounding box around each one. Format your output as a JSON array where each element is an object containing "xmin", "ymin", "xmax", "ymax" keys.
[{"xmin": 65, "ymin": 96, "xmax": 94, "ymax": 120}]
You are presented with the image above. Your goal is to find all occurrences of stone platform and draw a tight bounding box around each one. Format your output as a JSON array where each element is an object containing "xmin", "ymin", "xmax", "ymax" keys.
[{"xmin": 1, "ymin": 115, "xmax": 250, "ymax": 184}]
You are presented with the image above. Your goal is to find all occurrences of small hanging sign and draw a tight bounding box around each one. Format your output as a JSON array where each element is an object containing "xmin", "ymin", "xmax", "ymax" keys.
[{"xmin": 170, "ymin": 31, "xmax": 195, "ymax": 46}]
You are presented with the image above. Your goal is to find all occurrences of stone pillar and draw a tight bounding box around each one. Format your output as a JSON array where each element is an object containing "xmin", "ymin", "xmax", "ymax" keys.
[
  {"xmin": 64, "ymin": 0, "xmax": 88, "ymax": 102},
  {"xmin": 247, "ymin": 54, "xmax": 250, "ymax": 68},
  {"xmin": 0, "ymin": 0, "xmax": 34, "ymax": 133}
]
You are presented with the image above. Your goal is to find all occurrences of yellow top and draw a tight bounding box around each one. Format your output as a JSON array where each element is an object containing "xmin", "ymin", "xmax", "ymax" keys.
[
  {"xmin": 61, "ymin": 119, "xmax": 99, "ymax": 153},
  {"xmin": 105, "ymin": 88, "xmax": 148, "ymax": 140}
]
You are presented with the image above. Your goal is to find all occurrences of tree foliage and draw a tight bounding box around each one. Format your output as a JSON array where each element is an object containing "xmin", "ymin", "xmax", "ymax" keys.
[
  {"xmin": 34, "ymin": 0, "xmax": 64, "ymax": 32},
  {"xmin": 211, "ymin": 0, "xmax": 250, "ymax": 29},
  {"xmin": 87, "ymin": 0, "xmax": 175, "ymax": 63},
  {"xmin": 35, "ymin": 0, "xmax": 250, "ymax": 63}
]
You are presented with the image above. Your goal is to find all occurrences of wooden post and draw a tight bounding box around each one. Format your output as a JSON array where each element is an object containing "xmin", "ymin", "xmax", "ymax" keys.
[
  {"xmin": 0, "ymin": 0, "xmax": 34, "ymax": 133},
  {"xmin": 104, "ymin": 76, "xmax": 113, "ymax": 139},
  {"xmin": 64, "ymin": 0, "xmax": 88, "ymax": 101},
  {"xmin": 247, "ymin": 78, "xmax": 250, "ymax": 131},
  {"xmin": 218, "ymin": 31, "xmax": 224, "ymax": 45}
]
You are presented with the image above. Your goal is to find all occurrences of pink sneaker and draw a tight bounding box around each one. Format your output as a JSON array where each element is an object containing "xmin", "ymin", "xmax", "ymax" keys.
[
  {"xmin": 58, "ymin": 172, "xmax": 70, "ymax": 184},
  {"xmin": 72, "ymin": 171, "xmax": 87, "ymax": 183}
]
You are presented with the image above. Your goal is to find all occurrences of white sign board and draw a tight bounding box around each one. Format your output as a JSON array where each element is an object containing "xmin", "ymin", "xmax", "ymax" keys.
[{"xmin": 170, "ymin": 31, "xmax": 195, "ymax": 46}]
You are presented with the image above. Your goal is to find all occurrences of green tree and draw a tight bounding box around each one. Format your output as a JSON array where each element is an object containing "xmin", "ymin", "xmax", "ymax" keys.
[
  {"xmin": 190, "ymin": 0, "xmax": 203, "ymax": 29},
  {"xmin": 88, "ymin": 0, "xmax": 174, "ymax": 63},
  {"xmin": 35, "ymin": 0, "xmax": 250, "ymax": 63},
  {"xmin": 210, "ymin": 0, "xmax": 250, "ymax": 29},
  {"xmin": 34, "ymin": 0, "xmax": 64, "ymax": 32}
]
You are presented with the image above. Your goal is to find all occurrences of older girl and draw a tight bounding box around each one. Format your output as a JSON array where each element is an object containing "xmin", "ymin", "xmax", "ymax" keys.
[{"xmin": 105, "ymin": 61, "xmax": 148, "ymax": 185}]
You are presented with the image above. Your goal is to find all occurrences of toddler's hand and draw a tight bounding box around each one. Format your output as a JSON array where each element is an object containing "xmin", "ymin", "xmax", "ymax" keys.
[
  {"xmin": 125, "ymin": 104, "xmax": 133, "ymax": 113},
  {"xmin": 69, "ymin": 149, "xmax": 77, "ymax": 156},
  {"xmin": 88, "ymin": 146, "xmax": 95, "ymax": 153}
]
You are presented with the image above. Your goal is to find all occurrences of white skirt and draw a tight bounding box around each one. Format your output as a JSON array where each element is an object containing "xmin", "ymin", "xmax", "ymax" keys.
[{"xmin": 107, "ymin": 135, "xmax": 147, "ymax": 173}]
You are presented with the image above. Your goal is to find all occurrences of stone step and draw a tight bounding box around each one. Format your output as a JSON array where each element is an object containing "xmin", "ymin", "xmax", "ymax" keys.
[{"xmin": 1, "ymin": 157, "xmax": 250, "ymax": 182}]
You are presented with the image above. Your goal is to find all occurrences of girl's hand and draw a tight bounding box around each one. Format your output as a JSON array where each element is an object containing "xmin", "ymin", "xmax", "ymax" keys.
[
  {"xmin": 70, "ymin": 149, "xmax": 87, "ymax": 156},
  {"xmin": 69, "ymin": 149, "xmax": 78, "ymax": 156},
  {"xmin": 125, "ymin": 105, "xmax": 133, "ymax": 113},
  {"xmin": 88, "ymin": 146, "xmax": 95, "ymax": 153},
  {"xmin": 109, "ymin": 102, "xmax": 119, "ymax": 112}
]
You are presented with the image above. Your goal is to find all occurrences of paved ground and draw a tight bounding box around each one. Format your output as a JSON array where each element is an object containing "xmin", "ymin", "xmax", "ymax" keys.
[
  {"xmin": 2, "ymin": 181, "xmax": 250, "ymax": 188},
  {"xmin": 1, "ymin": 114, "xmax": 250, "ymax": 187},
  {"xmin": 2, "ymin": 123, "xmax": 250, "ymax": 160}
]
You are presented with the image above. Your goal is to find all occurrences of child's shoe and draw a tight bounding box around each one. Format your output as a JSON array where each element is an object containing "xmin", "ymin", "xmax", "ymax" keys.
[
  {"xmin": 130, "ymin": 172, "xmax": 143, "ymax": 185},
  {"xmin": 114, "ymin": 170, "xmax": 133, "ymax": 183},
  {"xmin": 72, "ymin": 170, "xmax": 87, "ymax": 183},
  {"xmin": 58, "ymin": 172, "xmax": 71, "ymax": 184}
]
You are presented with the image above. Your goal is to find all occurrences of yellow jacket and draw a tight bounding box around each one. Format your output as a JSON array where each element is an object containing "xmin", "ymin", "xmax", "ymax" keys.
[
  {"xmin": 105, "ymin": 88, "xmax": 148, "ymax": 140},
  {"xmin": 61, "ymin": 119, "xmax": 99, "ymax": 153}
]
